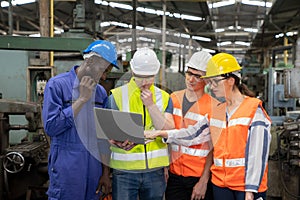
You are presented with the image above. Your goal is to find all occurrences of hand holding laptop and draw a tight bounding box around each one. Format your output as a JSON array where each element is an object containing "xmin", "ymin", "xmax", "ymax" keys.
[{"xmin": 109, "ymin": 139, "xmax": 136, "ymax": 151}]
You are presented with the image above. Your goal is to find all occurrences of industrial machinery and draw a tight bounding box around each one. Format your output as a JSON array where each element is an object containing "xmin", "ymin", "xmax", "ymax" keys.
[
  {"xmin": 265, "ymin": 37, "xmax": 300, "ymax": 200},
  {"xmin": 0, "ymin": 99, "xmax": 49, "ymax": 200}
]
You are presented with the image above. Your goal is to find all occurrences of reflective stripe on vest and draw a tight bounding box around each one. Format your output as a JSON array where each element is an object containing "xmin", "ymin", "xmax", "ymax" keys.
[
  {"xmin": 154, "ymin": 87, "xmax": 163, "ymax": 112},
  {"xmin": 121, "ymin": 85, "xmax": 129, "ymax": 112},
  {"xmin": 185, "ymin": 112, "xmax": 205, "ymax": 121},
  {"xmin": 210, "ymin": 118, "xmax": 226, "ymax": 129},
  {"xmin": 121, "ymin": 84, "xmax": 163, "ymax": 112},
  {"xmin": 173, "ymin": 108, "xmax": 205, "ymax": 122},
  {"xmin": 171, "ymin": 144, "xmax": 209, "ymax": 157},
  {"xmin": 213, "ymin": 158, "xmax": 245, "ymax": 167},
  {"xmin": 211, "ymin": 117, "xmax": 252, "ymax": 128},
  {"xmin": 214, "ymin": 158, "xmax": 223, "ymax": 167},
  {"xmin": 111, "ymin": 148, "xmax": 168, "ymax": 161},
  {"xmin": 173, "ymin": 108, "xmax": 182, "ymax": 117},
  {"xmin": 228, "ymin": 117, "xmax": 252, "ymax": 127}
]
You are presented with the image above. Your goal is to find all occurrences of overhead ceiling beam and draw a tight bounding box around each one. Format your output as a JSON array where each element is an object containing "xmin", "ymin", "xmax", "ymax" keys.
[{"xmin": 0, "ymin": 36, "xmax": 93, "ymax": 52}]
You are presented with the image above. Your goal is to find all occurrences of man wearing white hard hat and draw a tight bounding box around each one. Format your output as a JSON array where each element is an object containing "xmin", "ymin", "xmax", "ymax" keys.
[
  {"xmin": 165, "ymin": 51, "xmax": 215, "ymax": 200},
  {"xmin": 106, "ymin": 47, "xmax": 175, "ymax": 200}
]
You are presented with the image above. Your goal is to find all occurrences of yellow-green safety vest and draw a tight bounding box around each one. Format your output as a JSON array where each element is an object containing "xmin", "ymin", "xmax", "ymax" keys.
[{"xmin": 110, "ymin": 78, "xmax": 170, "ymax": 170}]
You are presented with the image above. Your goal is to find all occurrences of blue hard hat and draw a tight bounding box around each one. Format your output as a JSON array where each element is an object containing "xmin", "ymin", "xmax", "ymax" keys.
[{"xmin": 83, "ymin": 40, "xmax": 119, "ymax": 69}]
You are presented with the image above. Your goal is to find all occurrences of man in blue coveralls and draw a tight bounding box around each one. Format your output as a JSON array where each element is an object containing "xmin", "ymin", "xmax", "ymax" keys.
[{"xmin": 42, "ymin": 40, "xmax": 118, "ymax": 200}]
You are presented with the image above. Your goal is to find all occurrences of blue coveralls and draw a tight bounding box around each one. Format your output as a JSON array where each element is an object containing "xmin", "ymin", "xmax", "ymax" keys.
[{"xmin": 42, "ymin": 66, "xmax": 107, "ymax": 200}]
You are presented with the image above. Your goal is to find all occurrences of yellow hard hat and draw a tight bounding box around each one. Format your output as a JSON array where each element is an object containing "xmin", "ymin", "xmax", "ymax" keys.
[{"xmin": 202, "ymin": 53, "xmax": 242, "ymax": 78}]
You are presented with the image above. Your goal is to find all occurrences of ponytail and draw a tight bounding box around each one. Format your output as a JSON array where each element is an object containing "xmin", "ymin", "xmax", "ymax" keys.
[
  {"xmin": 222, "ymin": 73, "xmax": 255, "ymax": 97},
  {"xmin": 238, "ymin": 83, "xmax": 255, "ymax": 97}
]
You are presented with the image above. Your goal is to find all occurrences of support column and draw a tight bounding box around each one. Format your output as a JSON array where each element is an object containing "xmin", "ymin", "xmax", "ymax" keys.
[{"xmin": 39, "ymin": 0, "xmax": 50, "ymax": 65}]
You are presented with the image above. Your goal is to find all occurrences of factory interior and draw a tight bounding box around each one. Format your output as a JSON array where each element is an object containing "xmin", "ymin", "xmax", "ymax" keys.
[{"xmin": 0, "ymin": 0, "xmax": 300, "ymax": 199}]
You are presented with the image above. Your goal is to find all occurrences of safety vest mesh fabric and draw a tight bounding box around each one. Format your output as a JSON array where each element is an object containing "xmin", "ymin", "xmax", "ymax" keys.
[
  {"xmin": 170, "ymin": 90, "xmax": 212, "ymax": 177},
  {"xmin": 110, "ymin": 78, "xmax": 170, "ymax": 170},
  {"xmin": 210, "ymin": 97, "xmax": 269, "ymax": 192}
]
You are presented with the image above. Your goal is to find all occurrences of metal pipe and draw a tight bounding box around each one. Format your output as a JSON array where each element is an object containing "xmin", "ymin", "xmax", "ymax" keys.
[
  {"xmin": 131, "ymin": 0, "xmax": 137, "ymax": 55},
  {"xmin": 8, "ymin": 0, "xmax": 13, "ymax": 35},
  {"xmin": 9, "ymin": 125, "xmax": 28, "ymax": 130},
  {"xmin": 295, "ymin": 33, "xmax": 300, "ymax": 68},
  {"xmin": 50, "ymin": 0, "xmax": 54, "ymax": 66},
  {"xmin": 161, "ymin": 0, "xmax": 166, "ymax": 86},
  {"xmin": 284, "ymin": 37, "xmax": 288, "ymax": 65}
]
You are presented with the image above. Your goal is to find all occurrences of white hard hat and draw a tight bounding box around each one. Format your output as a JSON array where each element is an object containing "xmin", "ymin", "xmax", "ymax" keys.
[
  {"xmin": 186, "ymin": 51, "xmax": 212, "ymax": 71},
  {"xmin": 130, "ymin": 48, "xmax": 160, "ymax": 76}
]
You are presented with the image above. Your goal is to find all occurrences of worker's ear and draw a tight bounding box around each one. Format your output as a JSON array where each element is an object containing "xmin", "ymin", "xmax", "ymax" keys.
[{"xmin": 227, "ymin": 77, "xmax": 235, "ymax": 86}]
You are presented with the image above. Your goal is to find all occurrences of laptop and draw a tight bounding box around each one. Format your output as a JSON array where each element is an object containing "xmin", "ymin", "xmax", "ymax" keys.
[{"xmin": 94, "ymin": 108, "xmax": 147, "ymax": 144}]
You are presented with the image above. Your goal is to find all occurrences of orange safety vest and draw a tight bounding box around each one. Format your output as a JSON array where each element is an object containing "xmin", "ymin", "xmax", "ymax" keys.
[
  {"xmin": 210, "ymin": 97, "xmax": 270, "ymax": 192},
  {"xmin": 170, "ymin": 90, "xmax": 214, "ymax": 177}
]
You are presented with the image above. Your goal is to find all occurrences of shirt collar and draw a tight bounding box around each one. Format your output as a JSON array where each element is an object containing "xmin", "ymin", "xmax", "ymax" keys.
[{"xmin": 71, "ymin": 65, "xmax": 80, "ymax": 88}]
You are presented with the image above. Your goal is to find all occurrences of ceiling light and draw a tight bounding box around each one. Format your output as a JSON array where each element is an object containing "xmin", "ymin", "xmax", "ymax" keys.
[
  {"xmin": 224, "ymin": 32, "xmax": 250, "ymax": 36},
  {"xmin": 110, "ymin": 22, "xmax": 129, "ymax": 28},
  {"xmin": 109, "ymin": 2, "xmax": 132, "ymax": 10},
  {"xmin": 208, "ymin": 0, "xmax": 235, "ymax": 8},
  {"xmin": 215, "ymin": 28, "xmax": 225, "ymax": 33},
  {"xmin": 143, "ymin": 8, "xmax": 157, "ymax": 15},
  {"xmin": 219, "ymin": 47, "xmax": 246, "ymax": 51},
  {"xmin": 275, "ymin": 33, "xmax": 284, "ymax": 38},
  {"xmin": 1, "ymin": 0, "xmax": 36, "ymax": 7},
  {"xmin": 95, "ymin": 1, "xmax": 203, "ymax": 22},
  {"xmin": 217, "ymin": 41, "xmax": 232, "ymax": 46},
  {"xmin": 136, "ymin": 26, "xmax": 144, "ymax": 30},
  {"xmin": 138, "ymin": 37, "xmax": 154, "ymax": 42},
  {"xmin": 286, "ymin": 31, "xmax": 298, "ymax": 36},
  {"xmin": 95, "ymin": 0, "xmax": 108, "ymax": 6},
  {"xmin": 241, "ymin": 0, "xmax": 272, "ymax": 8},
  {"xmin": 29, "ymin": 33, "xmax": 40, "ymax": 37},
  {"xmin": 192, "ymin": 36, "xmax": 211, "ymax": 42},
  {"xmin": 202, "ymin": 48, "xmax": 216, "ymax": 53},
  {"xmin": 180, "ymin": 14, "xmax": 203, "ymax": 21},
  {"xmin": 165, "ymin": 42, "xmax": 181, "ymax": 48},
  {"xmin": 100, "ymin": 22, "xmax": 111, "ymax": 27},
  {"xmin": 275, "ymin": 31, "xmax": 298, "ymax": 38},
  {"xmin": 244, "ymin": 28, "xmax": 258, "ymax": 33},
  {"xmin": 145, "ymin": 27, "xmax": 161, "ymax": 34},
  {"xmin": 173, "ymin": 13, "xmax": 181, "ymax": 18},
  {"xmin": 234, "ymin": 41, "xmax": 251, "ymax": 46}
]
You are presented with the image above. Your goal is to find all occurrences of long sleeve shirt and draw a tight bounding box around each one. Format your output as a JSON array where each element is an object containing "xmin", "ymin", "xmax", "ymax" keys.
[
  {"xmin": 163, "ymin": 105, "xmax": 271, "ymax": 193},
  {"xmin": 42, "ymin": 66, "xmax": 108, "ymax": 200}
]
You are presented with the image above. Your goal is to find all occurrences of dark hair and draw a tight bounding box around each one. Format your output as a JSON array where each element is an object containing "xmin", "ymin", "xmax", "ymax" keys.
[{"xmin": 221, "ymin": 73, "xmax": 255, "ymax": 97}]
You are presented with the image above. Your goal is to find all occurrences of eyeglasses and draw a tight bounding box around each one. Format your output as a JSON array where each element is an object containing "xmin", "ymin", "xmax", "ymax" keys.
[
  {"xmin": 133, "ymin": 75, "xmax": 155, "ymax": 82},
  {"xmin": 206, "ymin": 77, "xmax": 227, "ymax": 87},
  {"xmin": 185, "ymin": 71, "xmax": 203, "ymax": 81}
]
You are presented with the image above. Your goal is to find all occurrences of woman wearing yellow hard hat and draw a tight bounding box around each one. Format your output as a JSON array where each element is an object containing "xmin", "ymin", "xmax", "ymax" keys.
[
  {"xmin": 145, "ymin": 53, "xmax": 272, "ymax": 200},
  {"xmin": 201, "ymin": 53, "xmax": 272, "ymax": 200}
]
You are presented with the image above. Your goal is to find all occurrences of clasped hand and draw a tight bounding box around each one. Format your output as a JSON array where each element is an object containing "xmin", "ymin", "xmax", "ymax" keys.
[{"xmin": 109, "ymin": 139, "xmax": 136, "ymax": 151}]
